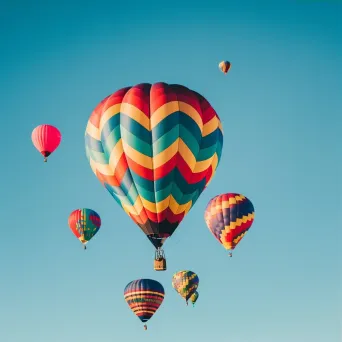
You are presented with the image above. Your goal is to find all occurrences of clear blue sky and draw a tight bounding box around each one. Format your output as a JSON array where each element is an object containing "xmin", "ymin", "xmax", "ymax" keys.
[{"xmin": 0, "ymin": 1, "xmax": 340, "ymax": 341}]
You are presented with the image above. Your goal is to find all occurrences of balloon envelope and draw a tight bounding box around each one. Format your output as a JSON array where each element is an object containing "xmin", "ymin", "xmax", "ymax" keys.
[
  {"xmin": 219, "ymin": 61, "xmax": 231, "ymax": 74},
  {"xmin": 31, "ymin": 124, "xmax": 61, "ymax": 160},
  {"xmin": 85, "ymin": 82, "xmax": 223, "ymax": 250},
  {"xmin": 190, "ymin": 291, "xmax": 199, "ymax": 305},
  {"xmin": 124, "ymin": 279, "xmax": 164, "ymax": 325},
  {"xmin": 172, "ymin": 270, "xmax": 199, "ymax": 302},
  {"xmin": 68, "ymin": 208, "xmax": 101, "ymax": 246},
  {"xmin": 204, "ymin": 193, "xmax": 255, "ymax": 251}
]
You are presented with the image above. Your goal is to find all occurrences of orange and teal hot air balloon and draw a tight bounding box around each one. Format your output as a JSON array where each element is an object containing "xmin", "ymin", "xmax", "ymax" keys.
[
  {"xmin": 84, "ymin": 83, "xmax": 223, "ymax": 269},
  {"xmin": 31, "ymin": 124, "xmax": 61, "ymax": 162},
  {"xmin": 172, "ymin": 270, "xmax": 199, "ymax": 305},
  {"xmin": 124, "ymin": 279, "xmax": 165, "ymax": 330},
  {"xmin": 219, "ymin": 61, "xmax": 231, "ymax": 74},
  {"xmin": 190, "ymin": 291, "xmax": 199, "ymax": 306},
  {"xmin": 204, "ymin": 193, "xmax": 255, "ymax": 257},
  {"xmin": 68, "ymin": 209, "xmax": 101, "ymax": 249}
]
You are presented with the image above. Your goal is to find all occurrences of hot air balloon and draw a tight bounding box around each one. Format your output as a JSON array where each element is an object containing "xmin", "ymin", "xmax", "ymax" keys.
[
  {"xmin": 85, "ymin": 82, "xmax": 223, "ymax": 270},
  {"xmin": 172, "ymin": 270, "xmax": 199, "ymax": 305},
  {"xmin": 68, "ymin": 208, "xmax": 101, "ymax": 249},
  {"xmin": 31, "ymin": 124, "xmax": 61, "ymax": 162},
  {"xmin": 124, "ymin": 279, "xmax": 165, "ymax": 330},
  {"xmin": 204, "ymin": 193, "xmax": 255, "ymax": 257},
  {"xmin": 189, "ymin": 291, "xmax": 199, "ymax": 306},
  {"xmin": 218, "ymin": 61, "xmax": 231, "ymax": 74}
]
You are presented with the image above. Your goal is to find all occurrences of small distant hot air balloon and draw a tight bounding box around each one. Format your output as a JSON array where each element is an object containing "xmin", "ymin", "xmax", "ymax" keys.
[
  {"xmin": 68, "ymin": 209, "xmax": 101, "ymax": 249},
  {"xmin": 124, "ymin": 279, "xmax": 165, "ymax": 330},
  {"xmin": 31, "ymin": 124, "xmax": 61, "ymax": 162},
  {"xmin": 189, "ymin": 291, "xmax": 199, "ymax": 307},
  {"xmin": 172, "ymin": 270, "xmax": 199, "ymax": 305},
  {"xmin": 204, "ymin": 193, "xmax": 255, "ymax": 257},
  {"xmin": 219, "ymin": 61, "xmax": 231, "ymax": 74},
  {"xmin": 85, "ymin": 82, "xmax": 224, "ymax": 271}
]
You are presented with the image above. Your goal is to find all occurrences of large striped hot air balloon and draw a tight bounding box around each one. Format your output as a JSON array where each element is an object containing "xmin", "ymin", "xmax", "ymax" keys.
[
  {"xmin": 204, "ymin": 193, "xmax": 255, "ymax": 256},
  {"xmin": 172, "ymin": 270, "xmax": 199, "ymax": 305},
  {"xmin": 85, "ymin": 82, "xmax": 223, "ymax": 270},
  {"xmin": 124, "ymin": 279, "xmax": 165, "ymax": 330},
  {"xmin": 31, "ymin": 124, "xmax": 61, "ymax": 162},
  {"xmin": 68, "ymin": 208, "xmax": 101, "ymax": 249}
]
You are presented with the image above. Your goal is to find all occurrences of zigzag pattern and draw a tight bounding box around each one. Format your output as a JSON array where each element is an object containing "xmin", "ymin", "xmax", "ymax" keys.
[
  {"xmin": 85, "ymin": 83, "xmax": 223, "ymax": 248},
  {"xmin": 204, "ymin": 193, "xmax": 255, "ymax": 251},
  {"xmin": 172, "ymin": 270, "xmax": 199, "ymax": 301},
  {"xmin": 124, "ymin": 279, "xmax": 164, "ymax": 323}
]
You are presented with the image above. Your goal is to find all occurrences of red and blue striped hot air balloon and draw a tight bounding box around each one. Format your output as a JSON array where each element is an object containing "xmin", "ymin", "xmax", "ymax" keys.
[
  {"xmin": 204, "ymin": 193, "xmax": 255, "ymax": 257},
  {"xmin": 124, "ymin": 279, "xmax": 165, "ymax": 330},
  {"xmin": 84, "ymin": 82, "xmax": 223, "ymax": 270}
]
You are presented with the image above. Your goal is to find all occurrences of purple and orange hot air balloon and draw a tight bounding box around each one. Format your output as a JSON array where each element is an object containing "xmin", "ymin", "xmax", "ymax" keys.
[
  {"xmin": 204, "ymin": 193, "xmax": 255, "ymax": 257},
  {"xmin": 31, "ymin": 124, "xmax": 61, "ymax": 162}
]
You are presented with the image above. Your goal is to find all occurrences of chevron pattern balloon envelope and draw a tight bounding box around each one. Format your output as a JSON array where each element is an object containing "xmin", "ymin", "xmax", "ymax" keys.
[
  {"xmin": 204, "ymin": 193, "xmax": 255, "ymax": 254},
  {"xmin": 85, "ymin": 83, "xmax": 223, "ymax": 254}
]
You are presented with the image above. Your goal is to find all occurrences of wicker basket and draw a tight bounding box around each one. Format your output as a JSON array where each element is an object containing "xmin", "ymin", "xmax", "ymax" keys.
[{"xmin": 154, "ymin": 257, "xmax": 167, "ymax": 271}]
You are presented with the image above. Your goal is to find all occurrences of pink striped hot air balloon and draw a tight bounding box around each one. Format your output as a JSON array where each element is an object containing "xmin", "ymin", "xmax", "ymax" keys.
[{"xmin": 31, "ymin": 124, "xmax": 61, "ymax": 162}]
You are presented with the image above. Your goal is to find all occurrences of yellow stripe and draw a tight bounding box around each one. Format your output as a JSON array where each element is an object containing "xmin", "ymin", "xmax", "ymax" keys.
[
  {"xmin": 178, "ymin": 139, "xmax": 196, "ymax": 170},
  {"xmin": 219, "ymin": 213, "xmax": 254, "ymax": 249},
  {"xmin": 122, "ymin": 141, "xmax": 153, "ymax": 169},
  {"xmin": 124, "ymin": 290, "xmax": 164, "ymax": 298},
  {"xmin": 178, "ymin": 102, "xmax": 203, "ymax": 131},
  {"xmin": 133, "ymin": 310, "xmax": 156, "ymax": 314},
  {"xmin": 219, "ymin": 195, "xmax": 246, "ymax": 209},
  {"xmin": 153, "ymin": 140, "xmax": 179, "ymax": 168},
  {"xmin": 99, "ymin": 104, "xmax": 121, "ymax": 132},
  {"xmin": 202, "ymin": 116, "xmax": 220, "ymax": 137},
  {"xmin": 151, "ymin": 101, "xmax": 203, "ymax": 133},
  {"xmin": 86, "ymin": 121, "xmax": 100, "ymax": 140},
  {"xmin": 92, "ymin": 160, "xmax": 114, "ymax": 176},
  {"xmin": 109, "ymin": 139, "xmax": 124, "ymax": 170},
  {"xmin": 150, "ymin": 101, "xmax": 179, "ymax": 128},
  {"xmin": 120, "ymin": 103, "xmax": 150, "ymax": 130}
]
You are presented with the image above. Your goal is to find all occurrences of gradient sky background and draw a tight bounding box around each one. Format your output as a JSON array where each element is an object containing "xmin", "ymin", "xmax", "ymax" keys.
[{"xmin": 0, "ymin": 1, "xmax": 341, "ymax": 341}]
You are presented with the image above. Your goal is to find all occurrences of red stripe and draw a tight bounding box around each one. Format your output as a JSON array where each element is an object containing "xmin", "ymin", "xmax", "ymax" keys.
[{"xmin": 123, "ymin": 84, "xmax": 151, "ymax": 117}]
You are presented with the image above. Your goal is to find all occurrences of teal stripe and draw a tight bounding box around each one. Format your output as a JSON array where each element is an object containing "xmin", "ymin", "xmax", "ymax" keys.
[
  {"xmin": 102, "ymin": 125, "xmax": 121, "ymax": 156},
  {"xmin": 121, "ymin": 126, "xmax": 153, "ymax": 157}
]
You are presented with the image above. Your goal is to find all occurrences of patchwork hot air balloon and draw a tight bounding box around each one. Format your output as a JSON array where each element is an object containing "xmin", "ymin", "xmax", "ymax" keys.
[
  {"xmin": 190, "ymin": 291, "xmax": 199, "ymax": 307},
  {"xmin": 85, "ymin": 82, "xmax": 223, "ymax": 270},
  {"xmin": 68, "ymin": 208, "xmax": 101, "ymax": 249},
  {"xmin": 124, "ymin": 279, "xmax": 165, "ymax": 330},
  {"xmin": 218, "ymin": 61, "xmax": 231, "ymax": 74},
  {"xmin": 204, "ymin": 193, "xmax": 255, "ymax": 256},
  {"xmin": 172, "ymin": 270, "xmax": 199, "ymax": 305},
  {"xmin": 31, "ymin": 124, "xmax": 61, "ymax": 162}
]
